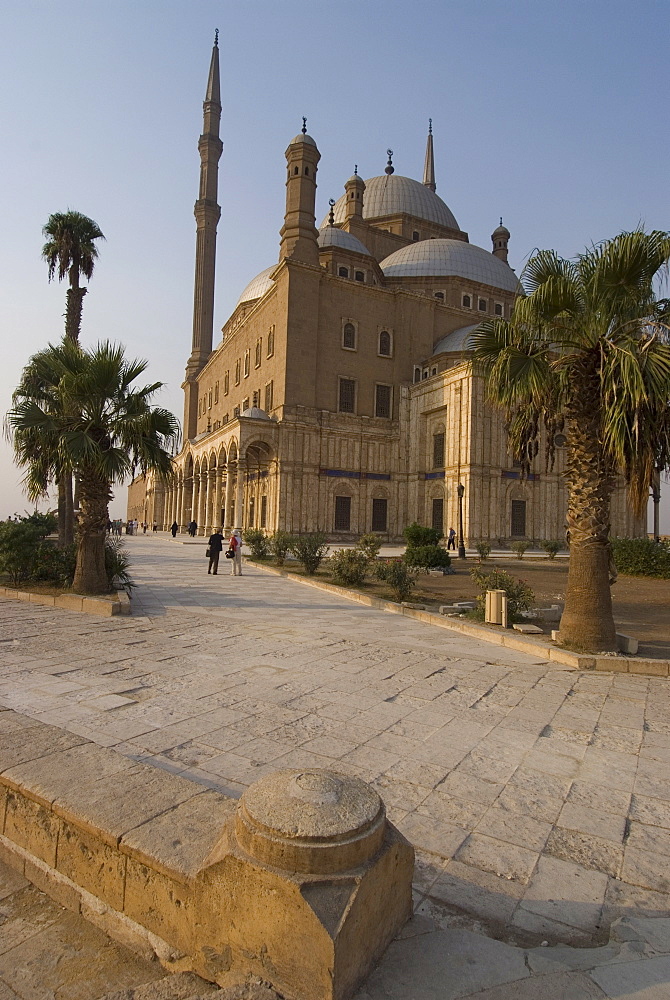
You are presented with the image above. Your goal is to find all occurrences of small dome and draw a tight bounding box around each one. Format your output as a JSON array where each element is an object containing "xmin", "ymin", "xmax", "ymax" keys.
[
  {"xmin": 240, "ymin": 406, "xmax": 271, "ymax": 420},
  {"xmin": 381, "ymin": 239, "xmax": 520, "ymax": 294},
  {"xmin": 317, "ymin": 227, "xmax": 371, "ymax": 255},
  {"xmin": 289, "ymin": 133, "xmax": 317, "ymax": 147},
  {"xmin": 323, "ymin": 174, "xmax": 459, "ymax": 231},
  {"xmin": 235, "ymin": 265, "xmax": 276, "ymax": 308},
  {"xmin": 492, "ymin": 223, "xmax": 510, "ymax": 238},
  {"xmin": 432, "ymin": 324, "xmax": 479, "ymax": 356}
]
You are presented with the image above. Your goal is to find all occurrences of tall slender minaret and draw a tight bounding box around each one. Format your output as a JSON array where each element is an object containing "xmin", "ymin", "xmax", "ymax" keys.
[
  {"xmin": 422, "ymin": 119, "xmax": 436, "ymax": 192},
  {"xmin": 183, "ymin": 32, "xmax": 222, "ymax": 440},
  {"xmin": 278, "ymin": 118, "xmax": 321, "ymax": 266}
]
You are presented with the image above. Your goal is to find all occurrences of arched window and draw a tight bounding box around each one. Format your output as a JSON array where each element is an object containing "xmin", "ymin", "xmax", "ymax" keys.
[
  {"xmin": 342, "ymin": 322, "xmax": 356, "ymax": 350},
  {"xmin": 433, "ymin": 432, "xmax": 445, "ymax": 468},
  {"xmin": 338, "ymin": 266, "xmax": 349, "ymax": 278},
  {"xmin": 462, "ymin": 294, "xmax": 471, "ymax": 308},
  {"xmin": 378, "ymin": 331, "xmax": 391, "ymax": 356},
  {"xmin": 355, "ymin": 271, "xmax": 365, "ymax": 282}
]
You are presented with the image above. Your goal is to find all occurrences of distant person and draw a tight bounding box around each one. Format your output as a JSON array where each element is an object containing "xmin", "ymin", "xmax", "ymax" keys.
[
  {"xmin": 153, "ymin": 522, "xmax": 158, "ymax": 533},
  {"xmin": 189, "ymin": 519, "xmax": 198, "ymax": 537},
  {"xmin": 207, "ymin": 527, "xmax": 224, "ymax": 575},
  {"xmin": 171, "ymin": 521, "xmax": 179, "ymax": 538},
  {"xmin": 447, "ymin": 527, "xmax": 456, "ymax": 550},
  {"xmin": 228, "ymin": 529, "xmax": 243, "ymax": 576}
]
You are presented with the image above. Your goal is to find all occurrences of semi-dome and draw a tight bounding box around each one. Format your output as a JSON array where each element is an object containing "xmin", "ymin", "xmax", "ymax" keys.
[
  {"xmin": 240, "ymin": 406, "xmax": 271, "ymax": 420},
  {"xmin": 317, "ymin": 226, "xmax": 371, "ymax": 255},
  {"xmin": 323, "ymin": 175, "xmax": 459, "ymax": 231},
  {"xmin": 381, "ymin": 239, "xmax": 520, "ymax": 293},
  {"xmin": 235, "ymin": 265, "xmax": 276, "ymax": 308},
  {"xmin": 431, "ymin": 324, "xmax": 479, "ymax": 356}
]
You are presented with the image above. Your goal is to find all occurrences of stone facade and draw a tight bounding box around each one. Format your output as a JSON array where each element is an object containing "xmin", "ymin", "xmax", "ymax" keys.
[{"xmin": 129, "ymin": 44, "xmax": 644, "ymax": 544}]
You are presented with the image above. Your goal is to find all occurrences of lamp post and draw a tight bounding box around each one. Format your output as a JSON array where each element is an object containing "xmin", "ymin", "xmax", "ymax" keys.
[
  {"xmin": 651, "ymin": 468, "xmax": 661, "ymax": 544},
  {"xmin": 457, "ymin": 483, "xmax": 466, "ymax": 559}
]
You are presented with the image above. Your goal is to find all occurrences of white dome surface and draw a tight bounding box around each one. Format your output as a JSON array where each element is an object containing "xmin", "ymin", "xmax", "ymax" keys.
[
  {"xmin": 241, "ymin": 406, "xmax": 271, "ymax": 420},
  {"xmin": 317, "ymin": 226, "xmax": 371, "ymax": 255},
  {"xmin": 432, "ymin": 325, "xmax": 479, "ymax": 356},
  {"xmin": 381, "ymin": 239, "xmax": 520, "ymax": 293},
  {"xmin": 323, "ymin": 175, "xmax": 459, "ymax": 231},
  {"xmin": 235, "ymin": 265, "xmax": 276, "ymax": 308}
]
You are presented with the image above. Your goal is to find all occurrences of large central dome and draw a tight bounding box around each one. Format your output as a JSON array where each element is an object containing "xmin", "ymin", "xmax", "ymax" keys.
[{"xmin": 322, "ymin": 175, "xmax": 459, "ymax": 231}]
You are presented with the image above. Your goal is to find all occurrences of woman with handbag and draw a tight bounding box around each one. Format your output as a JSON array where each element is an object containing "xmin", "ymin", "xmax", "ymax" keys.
[
  {"xmin": 207, "ymin": 528, "xmax": 224, "ymax": 575},
  {"xmin": 227, "ymin": 529, "xmax": 243, "ymax": 576}
]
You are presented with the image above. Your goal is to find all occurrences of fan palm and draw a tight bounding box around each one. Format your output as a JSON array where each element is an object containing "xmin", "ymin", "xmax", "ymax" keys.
[
  {"xmin": 42, "ymin": 211, "xmax": 105, "ymax": 343},
  {"xmin": 8, "ymin": 340, "xmax": 179, "ymax": 594},
  {"xmin": 470, "ymin": 230, "xmax": 670, "ymax": 652}
]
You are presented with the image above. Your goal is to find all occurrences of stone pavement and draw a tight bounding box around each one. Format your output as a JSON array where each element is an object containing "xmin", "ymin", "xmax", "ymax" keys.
[{"xmin": 0, "ymin": 535, "xmax": 669, "ymax": 956}]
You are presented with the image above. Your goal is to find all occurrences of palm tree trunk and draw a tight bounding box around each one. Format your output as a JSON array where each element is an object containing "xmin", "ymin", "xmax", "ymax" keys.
[
  {"xmin": 72, "ymin": 466, "xmax": 111, "ymax": 594},
  {"xmin": 559, "ymin": 412, "xmax": 618, "ymax": 652},
  {"xmin": 57, "ymin": 476, "xmax": 66, "ymax": 547},
  {"xmin": 65, "ymin": 286, "xmax": 86, "ymax": 342},
  {"xmin": 63, "ymin": 474, "xmax": 75, "ymax": 547}
]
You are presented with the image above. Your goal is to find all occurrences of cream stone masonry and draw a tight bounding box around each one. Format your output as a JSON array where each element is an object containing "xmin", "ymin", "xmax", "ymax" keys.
[{"xmin": 128, "ymin": 46, "xmax": 643, "ymax": 543}]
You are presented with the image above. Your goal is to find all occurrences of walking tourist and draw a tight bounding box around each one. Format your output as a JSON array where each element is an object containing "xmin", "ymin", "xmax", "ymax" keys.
[
  {"xmin": 171, "ymin": 520, "xmax": 179, "ymax": 538},
  {"xmin": 447, "ymin": 527, "xmax": 456, "ymax": 549},
  {"xmin": 207, "ymin": 527, "xmax": 224, "ymax": 575},
  {"xmin": 228, "ymin": 529, "xmax": 243, "ymax": 576}
]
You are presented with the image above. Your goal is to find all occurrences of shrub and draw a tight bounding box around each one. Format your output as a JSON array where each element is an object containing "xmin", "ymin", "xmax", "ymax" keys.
[
  {"xmin": 329, "ymin": 548, "xmax": 369, "ymax": 586},
  {"xmin": 403, "ymin": 522, "xmax": 442, "ymax": 548},
  {"xmin": 610, "ymin": 537, "xmax": 670, "ymax": 578},
  {"xmin": 511, "ymin": 540, "xmax": 530, "ymax": 559},
  {"xmin": 268, "ymin": 531, "xmax": 294, "ymax": 566},
  {"xmin": 540, "ymin": 539, "xmax": 561, "ymax": 560},
  {"xmin": 357, "ymin": 533, "xmax": 382, "ymax": 562},
  {"xmin": 290, "ymin": 532, "xmax": 329, "ymax": 575},
  {"xmin": 375, "ymin": 560, "xmax": 417, "ymax": 602},
  {"xmin": 243, "ymin": 528, "xmax": 269, "ymax": 560},
  {"xmin": 470, "ymin": 566, "xmax": 535, "ymax": 622},
  {"xmin": 475, "ymin": 541, "xmax": 491, "ymax": 562},
  {"xmin": 104, "ymin": 536, "xmax": 134, "ymax": 594},
  {"xmin": 33, "ymin": 541, "xmax": 76, "ymax": 587},
  {"xmin": 0, "ymin": 519, "xmax": 43, "ymax": 585},
  {"xmin": 23, "ymin": 510, "xmax": 58, "ymax": 535},
  {"xmin": 403, "ymin": 545, "xmax": 451, "ymax": 570}
]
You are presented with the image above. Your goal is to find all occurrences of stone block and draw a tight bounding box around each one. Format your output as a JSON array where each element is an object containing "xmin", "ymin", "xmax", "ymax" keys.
[
  {"xmin": 123, "ymin": 855, "xmax": 194, "ymax": 956},
  {"xmin": 23, "ymin": 854, "xmax": 82, "ymax": 913},
  {"xmin": 55, "ymin": 594, "xmax": 84, "ymax": 612},
  {"xmin": 29, "ymin": 592, "xmax": 56, "ymax": 607},
  {"xmin": 512, "ymin": 623, "xmax": 543, "ymax": 634},
  {"xmin": 4, "ymin": 789, "xmax": 61, "ymax": 867},
  {"xmin": 401, "ymin": 602, "xmax": 426, "ymax": 610},
  {"xmin": 82, "ymin": 597, "xmax": 116, "ymax": 616},
  {"xmin": 56, "ymin": 818, "xmax": 126, "ymax": 910},
  {"xmin": 616, "ymin": 633, "xmax": 639, "ymax": 655}
]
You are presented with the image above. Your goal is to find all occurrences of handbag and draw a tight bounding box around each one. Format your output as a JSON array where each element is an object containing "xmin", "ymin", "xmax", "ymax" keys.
[
  {"xmin": 225, "ymin": 549, "xmax": 235, "ymax": 559},
  {"xmin": 205, "ymin": 547, "xmax": 211, "ymax": 558}
]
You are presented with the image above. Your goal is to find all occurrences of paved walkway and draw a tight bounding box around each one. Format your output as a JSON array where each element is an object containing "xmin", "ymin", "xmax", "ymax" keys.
[{"xmin": 0, "ymin": 535, "xmax": 669, "ymax": 976}]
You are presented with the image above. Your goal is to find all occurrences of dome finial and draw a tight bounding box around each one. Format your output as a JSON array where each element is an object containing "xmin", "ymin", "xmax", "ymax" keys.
[
  {"xmin": 385, "ymin": 149, "xmax": 394, "ymax": 175},
  {"xmin": 214, "ymin": 28, "xmax": 219, "ymax": 47},
  {"xmin": 328, "ymin": 198, "xmax": 336, "ymax": 226},
  {"xmin": 428, "ymin": 118, "xmax": 432, "ymax": 135},
  {"xmin": 354, "ymin": 164, "xmax": 358, "ymax": 175},
  {"xmin": 500, "ymin": 216, "xmax": 503, "ymax": 226},
  {"xmin": 302, "ymin": 116, "xmax": 307, "ymax": 135}
]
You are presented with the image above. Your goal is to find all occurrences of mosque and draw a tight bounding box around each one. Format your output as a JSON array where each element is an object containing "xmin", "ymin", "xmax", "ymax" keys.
[{"xmin": 127, "ymin": 38, "xmax": 642, "ymax": 544}]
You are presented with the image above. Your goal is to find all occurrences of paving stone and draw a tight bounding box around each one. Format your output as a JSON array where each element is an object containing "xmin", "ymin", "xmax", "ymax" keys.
[
  {"xmin": 621, "ymin": 846, "xmax": 670, "ymax": 894},
  {"xmin": 474, "ymin": 806, "xmax": 552, "ymax": 852},
  {"xmin": 426, "ymin": 860, "xmax": 525, "ymax": 927},
  {"xmin": 557, "ymin": 803, "xmax": 627, "ymax": 844},
  {"xmin": 449, "ymin": 971, "xmax": 607, "ymax": 999},
  {"xmin": 545, "ymin": 828, "xmax": 623, "ymax": 878},
  {"xmin": 591, "ymin": 956, "xmax": 670, "ymax": 998},
  {"xmin": 629, "ymin": 794, "xmax": 670, "ymax": 830},
  {"xmin": 455, "ymin": 834, "xmax": 539, "ymax": 884},
  {"xmin": 520, "ymin": 856, "xmax": 608, "ymax": 932}
]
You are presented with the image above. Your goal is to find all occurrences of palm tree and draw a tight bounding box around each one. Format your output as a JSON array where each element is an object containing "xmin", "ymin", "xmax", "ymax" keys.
[
  {"xmin": 42, "ymin": 211, "xmax": 105, "ymax": 342},
  {"xmin": 8, "ymin": 340, "xmax": 178, "ymax": 594},
  {"xmin": 470, "ymin": 230, "xmax": 670, "ymax": 652}
]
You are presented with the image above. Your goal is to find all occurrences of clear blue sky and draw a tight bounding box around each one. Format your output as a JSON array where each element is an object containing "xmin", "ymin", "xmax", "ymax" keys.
[{"xmin": 1, "ymin": 0, "xmax": 668, "ymax": 528}]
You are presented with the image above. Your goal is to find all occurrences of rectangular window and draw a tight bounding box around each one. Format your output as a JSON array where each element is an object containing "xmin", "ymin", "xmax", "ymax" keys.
[
  {"xmin": 224, "ymin": 371, "xmax": 229, "ymax": 395},
  {"xmin": 494, "ymin": 302, "xmax": 503, "ymax": 316},
  {"xmin": 334, "ymin": 495, "xmax": 351, "ymax": 531},
  {"xmin": 432, "ymin": 498, "xmax": 444, "ymax": 532},
  {"xmin": 264, "ymin": 380, "xmax": 274, "ymax": 412},
  {"xmin": 478, "ymin": 298, "xmax": 487, "ymax": 311},
  {"xmin": 260, "ymin": 495, "xmax": 268, "ymax": 528},
  {"xmin": 433, "ymin": 432, "xmax": 445, "ymax": 468},
  {"xmin": 338, "ymin": 377, "xmax": 356, "ymax": 413},
  {"xmin": 208, "ymin": 390, "xmax": 212, "ymax": 409},
  {"xmin": 235, "ymin": 360, "xmax": 241, "ymax": 385},
  {"xmin": 375, "ymin": 383, "xmax": 392, "ymax": 418},
  {"xmin": 214, "ymin": 381, "xmax": 219, "ymax": 403},
  {"xmin": 342, "ymin": 322, "xmax": 356, "ymax": 350},
  {"xmin": 371, "ymin": 498, "xmax": 388, "ymax": 532},
  {"xmin": 267, "ymin": 327, "xmax": 275, "ymax": 357},
  {"xmin": 244, "ymin": 350, "xmax": 250, "ymax": 377},
  {"xmin": 248, "ymin": 496, "xmax": 255, "ymax": 527},
  {"xmin": 255, "ymin": 339, "xmax": 262, "ymax": 368},
  {"xmin": 511, "ymin": 499, "xmax": 527, "ymax": 537}
]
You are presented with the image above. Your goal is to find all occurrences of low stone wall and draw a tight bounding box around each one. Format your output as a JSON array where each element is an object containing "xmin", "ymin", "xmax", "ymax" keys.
[
  {"xmin": 0, "ymin": 586, "xmax": 131, "ymax": 616},
  {"xmin": 0, "ymin": 707, "xmax": 412, "ymax": 1000}
]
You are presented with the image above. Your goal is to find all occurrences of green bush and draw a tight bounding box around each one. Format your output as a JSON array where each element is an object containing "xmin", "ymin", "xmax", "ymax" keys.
[
  {"xmin": 329, "ymin": 548, "xmax": 369, "ymax": 586},
  {"xmin": 375, "ymin": 560, "xmax": 417, "ymax": 603},
  {"xmin": 243, "ymin": 528, "xmax": 269, "ymax": 559},
  {"xmin": 23, "ymin": 511, "xmax": 58, "ymax": 536},
  {"xmin": 0, "ymin": 519, "xmax": 42, "ymax": 585},
  {"xmin": 475, "ymin": 541, "xmax": 491, "ymax": 562},
  {"xmin": 510, "ymin": 540, "xmax": 530, "ymax": 559},
  {"xmin": 403, "ymin": 545, "xmax": 451, "ymax": 570},
  {"xmin": 403, "ymin": 522, "xmax": 442, "ymax": 548},
  {"xmin": 357, "ymin": 533, "xmax": 382, "ymax": 562},
  {"xmin": 290, "ymin": 532, "xmax": 329, "ymax": 575},
  {"xmin": 268, "ymin": 530, "xmax": 294, "ymax": 566},
  {"xmin": 470, "ymin": 566, "xmax": 535, "ymax": 622},
  {"xmin": 540, "ymin": 539, "xmax": 561, "ymax": 560},
  {"xmin": 610, "ymin": 537, "xmax": 670, "ymax": 578},
  {"xmin": 104, "ymin": 537, "xmax": 134, "ymax": 594},
  {"xmin": 33, "ymin": 541, "xmax": 76, "ymax": 587}
]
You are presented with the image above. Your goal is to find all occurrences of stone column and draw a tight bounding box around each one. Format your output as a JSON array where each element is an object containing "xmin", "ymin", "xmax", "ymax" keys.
[
  {"xmin": 204, "ymin": 468, "xmax": 213, "ymax": 534},
  {"xmin": 177, "ymin": 480, "xmax": 184, "ymax": 529},
  {"xmin": 235, "ymin": 459, "xmax": 245, "ymax": 529},
  {"xmin": 198, "ymin": 472, "xmax": 208, "ymax": 533},
  {"xmin": 223, "ymin": 465, "xmax": 234, "ymax": 532},
  {"xmin": 190, "ymin": 476, "xmax": 198, "ymax": 530}
]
